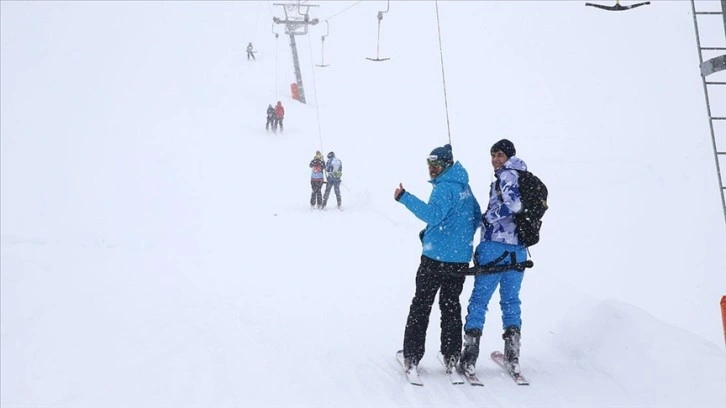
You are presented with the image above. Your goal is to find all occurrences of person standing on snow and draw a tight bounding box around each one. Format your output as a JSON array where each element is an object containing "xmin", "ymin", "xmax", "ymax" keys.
[
  {"xmin": 309, "ymin": 151, "xmax": 326, "ymax": 209},
  {"xmin": 459, "ymin": 139, "xmax": 528, "ymax": 377},
  {"xmin": 274, "ymin": 101, "xmax": 285, "ymax": 132},
  {"xmin": 246, "ymin": 42, "xmax": 256, "ymax": 60},
  {"xmin": 321, "ymin": 151, "xmax": 342, "ymax": 210},
  {"xmin": 393, "ymin": 143, "xmax": 481, "ymax": 377},
  {"xmin": 265, "ymin": 104, "xmax": 275, "ymax": 131}
]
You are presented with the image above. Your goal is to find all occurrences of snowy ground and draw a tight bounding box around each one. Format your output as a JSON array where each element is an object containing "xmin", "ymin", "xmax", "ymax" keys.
[{"xmin": 2, "ymin": 1, "xmax": 726, "ymax": 407}]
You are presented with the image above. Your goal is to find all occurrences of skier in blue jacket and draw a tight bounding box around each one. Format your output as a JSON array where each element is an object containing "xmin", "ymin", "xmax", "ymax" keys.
[{"xmin": 393, "ymin": 143, "xmax": 481, "ymax": 376}]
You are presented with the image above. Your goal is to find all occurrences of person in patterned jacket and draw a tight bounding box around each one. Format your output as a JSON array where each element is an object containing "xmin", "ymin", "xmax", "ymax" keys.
[
  {"xmin": 460, "ymin": 139, "xmax": 528, "ymax": 376},
  {"xmin": 309, "ymin": 151, "xmax": 326, "ymax": 209},
  {"xmin": 321, "ymin": 151, "xmax": 342, "ymax": 210}
]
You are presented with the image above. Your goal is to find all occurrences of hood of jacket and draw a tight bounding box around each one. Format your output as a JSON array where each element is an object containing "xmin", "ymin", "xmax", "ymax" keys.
[
  {"xmin": 430, "ymin": 161, "xmax": 469, "ymax": 187},
  {"xmin": 496, "ymin": 156, "xmax": 527, "ymax": 176}
]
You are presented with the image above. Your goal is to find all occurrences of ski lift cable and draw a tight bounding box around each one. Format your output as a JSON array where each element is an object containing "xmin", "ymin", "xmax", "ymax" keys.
[
  {"xmin": 272, "ymin": 21, "xmax": 280, "ymax": 98},
  {"xmin": 244, "ymin": 2, "xmax": 266, "ymax": 60},
  {"xmin": 323, "ymin": 1, "xmax": 364, "ymax": 22},
  {"xmin": 253, "ymin": 1, "xmax": 264, "ymax": 39},
  {"xmin": 434, "ymin": 0, "xmax": 452, "ymax": 145},
  {"xmin": 307, "ymin": 33, "xmax": 325, "ymax": 152}
]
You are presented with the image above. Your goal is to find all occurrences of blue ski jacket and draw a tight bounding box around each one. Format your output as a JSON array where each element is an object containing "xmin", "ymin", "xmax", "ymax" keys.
[{"xmin": 398, "ymin": 161, "xmax": 481, "ymax": 263}]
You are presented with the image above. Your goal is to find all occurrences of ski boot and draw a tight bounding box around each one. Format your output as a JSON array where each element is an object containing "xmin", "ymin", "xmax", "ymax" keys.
[
  {"xmin": 442, "ymin": 354, "xmax": 459, "ymax": 374},
  {"xmin": 458, "ymin": 329, "xmax": 481, "ymax": 375},
  {"xmin": 503, "ymin": 325, "xmax": 521, "ymax": 374},
  {"xmin": 403, "ymin": 355, "xmax": 419, "ymax": 373}
]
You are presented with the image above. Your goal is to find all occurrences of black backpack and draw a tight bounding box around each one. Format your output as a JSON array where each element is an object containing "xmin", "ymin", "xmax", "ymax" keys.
[{"xmin": 496, "ymin": 169, "xmax": 548, "ymax": 247}]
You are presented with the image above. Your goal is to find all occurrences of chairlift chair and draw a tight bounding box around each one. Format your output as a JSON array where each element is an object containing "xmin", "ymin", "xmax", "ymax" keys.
[
  {"xmin": 367, "ymin": 0, "xmax": 391, "ymax": 62},
  {"xmin": 316, "ymin": 20, "xmax": 331, "ymax": 67},
  {"xmin": 585, "ymin": 0, "xmax": 650, "ymax": 11}
]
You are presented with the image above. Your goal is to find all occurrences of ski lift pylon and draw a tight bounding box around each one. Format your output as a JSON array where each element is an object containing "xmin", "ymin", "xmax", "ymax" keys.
[
  {"xmin": 316, "ymin": 20, "xmax": 331, "ymax": 68},
  {"xmin": 585, "ymin": 0, "xmax": 650, "ymax": 11},
  {"xmin": 367, "ymin": 0, "xmax": 391, "ymax": 62}
]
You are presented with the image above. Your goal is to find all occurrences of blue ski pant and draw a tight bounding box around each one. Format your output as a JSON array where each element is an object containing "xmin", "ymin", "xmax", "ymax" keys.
[
  {"xmin": 323, "ymin": 179, "xmax": 341, "ymax": 207},
  {"xmin": 464, "ymin": 241, "xmax": 526, "ymax": 334}
]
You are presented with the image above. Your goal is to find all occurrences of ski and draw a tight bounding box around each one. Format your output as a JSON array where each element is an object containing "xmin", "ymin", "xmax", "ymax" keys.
[
  {"xmin": 458, "ymin": 365, "xmax": 484, "ymax": 386},
  {"xmin": 396, "ymin": 350, "xmax": 423, "ymax": 386},
  {"xmin": 436, "ymin": 353, "xmax": 464, "ymax": 385},
  {"xmin": 490, "ymin": 351, "xmax": 529, "ymax": 385}
]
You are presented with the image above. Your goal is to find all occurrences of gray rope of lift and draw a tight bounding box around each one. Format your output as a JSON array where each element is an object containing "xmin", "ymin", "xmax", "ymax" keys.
[
  {"xmin": 307, "ymin": 33, "xmax": 325, "ymax": 152},
  {"xmin": 434, "ymin": 0, "xmax": 452, "ymax": 145},
  {"xmin": 324, "ymin": 1, "xmax": 363, "ymax": 22}
]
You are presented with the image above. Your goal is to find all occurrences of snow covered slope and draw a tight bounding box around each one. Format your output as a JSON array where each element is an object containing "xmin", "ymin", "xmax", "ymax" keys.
[{"xmin": 2, "ymin": 1, "xmax": 725, "ymax": 407}]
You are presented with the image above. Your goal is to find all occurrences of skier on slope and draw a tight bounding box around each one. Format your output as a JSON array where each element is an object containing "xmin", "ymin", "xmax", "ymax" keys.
[
  {"xmin": 321, "ymin": 151, "xmax": 342, "ymax": 210},
  {"xmin": 246, "ymin": 42, "xmax": 256, "ymax": 60},
  {"xmin": 393, "ymin": 144, "xmax": 481, "ymax": 377},
  {"xmin": 265, "ymin": 104, "xmax": 275, "ymax": 131},
  {"xmin": 459, "ymin": 139, "xmax": 529, "ymax": 377},
  {"xmin": 274, "ymin": 101, "xmax": 285, "ymax": 132},
  {"xmin": 309, "ymin": 151, "xmax": 326, "ymax": 209}
]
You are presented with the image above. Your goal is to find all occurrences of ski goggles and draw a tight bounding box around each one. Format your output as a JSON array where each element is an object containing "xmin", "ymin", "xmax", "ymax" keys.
[{"xmin": 427, "ymin": 155, "xmax": 446, "ymax": 167}]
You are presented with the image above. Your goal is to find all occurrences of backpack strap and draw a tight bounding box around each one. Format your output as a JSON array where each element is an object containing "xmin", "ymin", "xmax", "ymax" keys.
[{"xmin": 495, "ymin": 176, "xmax": 503, "ymax": 203}]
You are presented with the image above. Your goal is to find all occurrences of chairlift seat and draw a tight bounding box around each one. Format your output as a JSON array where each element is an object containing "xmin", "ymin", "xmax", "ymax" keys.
[{"xmin": 585, "ymin": 1, "xmax": 650, "ymax": 11}]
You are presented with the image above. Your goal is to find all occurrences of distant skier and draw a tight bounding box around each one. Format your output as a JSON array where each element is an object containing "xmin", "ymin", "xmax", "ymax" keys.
[
  {"xmin": 321, "ymin": 151, "xmax": 343, "ymax": 210},
  {"xmin": 265, "ymin": 104, "xmax": 275, "ymax": 131},
  {"xmin": 309, "ymin": 151, "xmax": 326, "ymax": 209},
  {"xmin": 246, "ymin": 42, "xmax": 256, "ymax": 60},
  {"xmin": 274, "ymin": 101, "xmax": 285, "ymax": 132}
]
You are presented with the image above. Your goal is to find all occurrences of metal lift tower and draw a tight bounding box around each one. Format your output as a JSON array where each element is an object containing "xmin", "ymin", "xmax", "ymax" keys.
[
  {"xmin": 273, "ymin": 2, "xmax": 319, "ymax": 104},
  {"xmin": 691, "ymin": 0, "xmax": 726, "ymax": 228}
]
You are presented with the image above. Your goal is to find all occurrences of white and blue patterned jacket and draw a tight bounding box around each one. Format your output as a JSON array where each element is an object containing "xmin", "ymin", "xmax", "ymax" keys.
[{"xmin": 482, "ymin": 156, "xmax": 527, "ymax": 245}]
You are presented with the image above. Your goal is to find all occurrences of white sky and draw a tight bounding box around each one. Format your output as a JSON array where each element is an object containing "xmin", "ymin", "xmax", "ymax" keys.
[{"xmin": 2, "ymin": 1, "xmax": 726, "ymax": 407}]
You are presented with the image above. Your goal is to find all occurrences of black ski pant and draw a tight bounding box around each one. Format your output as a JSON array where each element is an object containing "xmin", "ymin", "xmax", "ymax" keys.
[
  {"xmin": 310, "ymin": 180, "xmax": 324, "ymax": 206},
  {"xmin": 247, "ymin": 51, "xmax": 255, "ymax": 60},
  {"xmin": 322, "ymin": 179, "xmax": 341, "ymax": 207},
  {"xmin": 274, "ymin": 117, "xmax": 284, "ymax": 131},
  {"xmin": 403, "ymin": 255, "xmax": 467, "ymax": 363},
  {"xmin": 266, "ymin": 117, "xmax": 274, "ymax": 130}
]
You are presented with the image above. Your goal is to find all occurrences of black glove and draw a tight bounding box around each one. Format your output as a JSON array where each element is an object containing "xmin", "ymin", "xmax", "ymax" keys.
[{"xmin": 419, "ymin": 229, "xmax": 425, "ymax": 243}]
